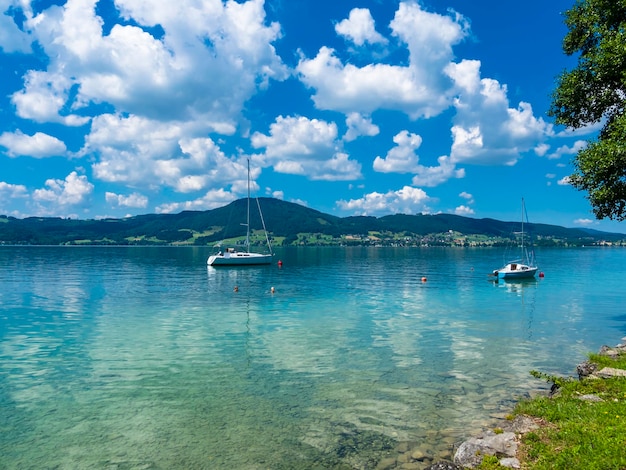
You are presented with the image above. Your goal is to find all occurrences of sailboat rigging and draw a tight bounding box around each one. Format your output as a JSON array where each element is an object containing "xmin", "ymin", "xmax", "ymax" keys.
[
  {"xmin": 492, "ymin": 198, "xmax": 538, "ymax": 280},
  {"xmin": 207, "ymin": 160, "xmax": 273, "ymax": 266}
]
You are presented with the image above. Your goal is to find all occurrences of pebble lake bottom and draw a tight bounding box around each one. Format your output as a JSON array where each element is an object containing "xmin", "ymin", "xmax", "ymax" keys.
[{"xmin": 1, "ymin": 246, "xmax": 624, "ymax": 469}]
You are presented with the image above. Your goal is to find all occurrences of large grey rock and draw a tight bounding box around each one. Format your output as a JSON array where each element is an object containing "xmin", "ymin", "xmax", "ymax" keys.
[
  {"xmin": 454, "ymin": 431, "xmax": 517, "ymax": 468},
  {"xmin": 591, "ymin": 367, "xmax": 626, "ymax": 379},
  {"xmin": 500, "ymin": 415, "xmax": 540, "ymax": 434},
  {"xmin": 598, "ymin": 344, "xmax": 626, "ymax": 357}
]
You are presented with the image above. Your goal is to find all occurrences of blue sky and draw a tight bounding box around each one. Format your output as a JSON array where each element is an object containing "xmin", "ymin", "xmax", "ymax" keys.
[{"xmin": 1, "ymin": 0, "xmax": 624, "ymax": 233}]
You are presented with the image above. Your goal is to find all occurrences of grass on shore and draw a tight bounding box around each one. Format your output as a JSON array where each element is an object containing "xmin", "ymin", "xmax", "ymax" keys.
[{"xmin": 480, "ymin": 352, "xmax": 626, "ymax": 470}]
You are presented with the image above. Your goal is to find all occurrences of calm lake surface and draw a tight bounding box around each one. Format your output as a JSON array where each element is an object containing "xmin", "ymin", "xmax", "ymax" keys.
[{"xmin": 1, "ymin": 246, "xmax": 625, "ymax": 469}]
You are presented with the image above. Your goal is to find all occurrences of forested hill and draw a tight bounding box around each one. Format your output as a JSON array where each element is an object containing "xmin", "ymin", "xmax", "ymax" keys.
[{"xmin": 0, "ymin": 197, "xmax": 623, "ymax": 246}]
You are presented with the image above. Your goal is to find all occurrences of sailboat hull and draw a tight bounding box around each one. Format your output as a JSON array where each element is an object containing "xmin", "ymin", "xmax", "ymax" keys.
[
  {"xmin": 494, "ymin": 263, "xmax": 537, "ymax": 279},
  {"xmin": 207, "ymin": 251, "xmax": 273, "ymax": 266}
]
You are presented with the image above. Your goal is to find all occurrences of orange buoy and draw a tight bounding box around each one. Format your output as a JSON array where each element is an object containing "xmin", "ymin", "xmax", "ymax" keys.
[
  {"xmin": 278, "ymin": 260, "xmax": 283, "ymax": 267},
  {"xmin": 421, "ymin": 277, "xmax": 427, "ymax": 282},
  {"xmin": 539, "ymin": 272, "xmax": 545, "ymax": 278}
]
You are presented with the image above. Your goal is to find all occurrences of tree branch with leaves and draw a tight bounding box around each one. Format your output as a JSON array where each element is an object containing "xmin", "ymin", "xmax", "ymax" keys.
[{"xmin": 549, "ymin": 0, "xmax": 626, "ymax": 220}]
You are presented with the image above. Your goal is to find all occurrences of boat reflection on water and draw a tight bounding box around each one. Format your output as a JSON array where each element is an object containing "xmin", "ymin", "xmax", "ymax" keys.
[
  {"xmin": 491, "ymin": 276, "xmax": 539, "ymax": 340},
  {"xmin": 491, "ymin": 276, "xmax": 538, "ymax": 294}
]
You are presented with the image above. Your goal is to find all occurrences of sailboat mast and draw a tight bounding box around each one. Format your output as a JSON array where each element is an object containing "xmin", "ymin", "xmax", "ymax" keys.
[
  {"xmin": 522, "ymin": 198, "xmax": 524, "ymax": 255},
  {"xmin": 246, "ymin": 159, "xmax": 250, "ymax": 252}
]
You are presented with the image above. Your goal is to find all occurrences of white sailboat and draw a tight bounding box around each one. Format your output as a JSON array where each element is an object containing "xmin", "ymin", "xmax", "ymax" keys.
[
  {"xmin": 207, "ymin": 160, "xmax": 273, "ymax": 266},
  {"xmin": 492, "ymin": 198, "xmax": 538, "ymax": 280}
]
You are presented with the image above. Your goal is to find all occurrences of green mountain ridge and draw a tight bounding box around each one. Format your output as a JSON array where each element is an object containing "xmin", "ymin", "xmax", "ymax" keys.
[{"xmin": 0, "ymin": 197, "xmax": 624, "ymax": 246}]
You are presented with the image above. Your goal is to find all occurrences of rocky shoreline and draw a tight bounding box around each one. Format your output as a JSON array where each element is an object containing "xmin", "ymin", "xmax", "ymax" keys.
[{"xmin": 418, "ymin": 337, "xmax": 626, "ymax": 470}]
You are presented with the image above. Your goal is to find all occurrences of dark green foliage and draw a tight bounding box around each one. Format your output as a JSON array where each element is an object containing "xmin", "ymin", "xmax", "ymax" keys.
[
  {"xmin": 157, "ymin": 229, "xmax": 193, "ymax": 242},
  {"xmin": 549, "ymin": 0, "xmax": 626, "ymax": 220}
]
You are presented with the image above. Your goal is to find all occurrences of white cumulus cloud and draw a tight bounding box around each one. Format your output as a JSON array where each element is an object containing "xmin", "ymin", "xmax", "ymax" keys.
[
  {"xmin": 33, "ymin": 171, "xmax": 94, "ymax": 208},
  {"xmin": 0, "ymin": 181, "xmax": 28, "ymax": 198},
  {"xmin": 446, "ymin": 60, "xmax": 553, "ymax": 166},
  {"xmin": 251, "ymin": 115, "xmax": 362, "ymax": 181},
  {"xmin": 105, "ymin": 192, "xmax": 149, "ymax": 209},
  {"xmin": 344, "ymin": 113, "xmax": 380, "ymax": 142},
  {"xmin": 156, "ymin": 188, "xmax": 237, "ymax": 214},
  {"xmin": 336, "ymin": 186, "xmax": 430, "ymax": 215},
  {"xmin": 298, "ymin": 3, "xmax": 468, "ymax": 119},
  {"xmin": 374, "ymin": 130, "xmax": 422, "ymax": 173},
  {"xmin": 454, "ymin": 205, "xmax": 475, "ymax": 216},
  {"xmin": 0, "ymin": 130, "xmax": 67, "ymax": 158},
  {"xmin": 16, "ymin": 0, "xmax": 287, "ymax": 125},
  {"xmin": 335, "ymin": 8, "xmax": 388, "ymax": 46},
  {"xmin": 374, "ymin": 131, "xmax": 464, "ymax": 187}
]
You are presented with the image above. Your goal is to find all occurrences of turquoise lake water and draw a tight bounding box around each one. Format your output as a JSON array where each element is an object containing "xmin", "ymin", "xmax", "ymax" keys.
[{"xmin": 1, "ymin": 246, "xmax": 624, "ymax": 469}]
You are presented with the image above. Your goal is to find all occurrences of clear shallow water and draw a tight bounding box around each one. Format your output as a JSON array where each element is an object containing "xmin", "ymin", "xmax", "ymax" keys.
[{"xmin": 1, "ymin": 246, "xmax": 624, "ymax": 469}]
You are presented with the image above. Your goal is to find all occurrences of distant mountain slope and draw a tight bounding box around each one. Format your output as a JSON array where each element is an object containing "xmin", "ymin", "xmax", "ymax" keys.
[{"xmin": 0, "ymin": 197, "xmax": 623, "ymax": 245}]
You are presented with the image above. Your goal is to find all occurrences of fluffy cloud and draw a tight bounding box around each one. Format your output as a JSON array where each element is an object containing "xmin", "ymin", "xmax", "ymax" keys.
[
  {"xmin": 335, "ymin": 8, "xmax": 388, "ymax": 46},
  {"xmin": 11, "ymin": 71, "xmax": 90, "ymax": 126},
  {"xmin": 534, "ymin": 143, "xmax": 550, "ymax": 157},
  {"xmin": 391, "ymin": 2, "xmax": 469, "ymax": 63},
  {"xmin": 411, "ymin": 155, "xmax": 465, "ymax": 187},
  {"xmin": 0, "ymin": 0, "xmax": 590, "ymax": 220},
  {"xmin": 344, "ymin": 113, "xmax": 380, "ymax": 142},
  {"xmin": 373, "ymin": 131, "xmax": 464, "ymax": 187},
  {"xmin": 86, "ymin": 114, "xmax": 250, "ymax": 195},
  {"xmin": 251, "ymin": 115, "xmax": 362, "ymax": 181},
  {"xmin": 544, "ymin": 140, "xmax": 587, "ymax": 160},
  {"xmin": 0, "ymin": 0, "xmax": 32, "ymax": 53},
  {"xmin": 33, "ymin": 171, "xmax": 94, "ymax": 208},
  {"xmin": 105, "ymin": 192, "xmax": 149, "ymax": 209},
  {"xmin": 298, "ymin": 3, "xmax": 468, "ymax": 119},
  {"xmin": 1, "ymin": 0, "xmax": 295, "ymax": 215},
  {"xmin": 156, "ymin": 188, "xmax": 237, "ymax": 214},
  {"xmin": 459, "ymin": 191, "xmax": 474, "ymax": 203},
  {"xmin": 16, "ymin": 0, "xmax": 287, "ymax": 126},
  {"xmin": 0, "ymin": 130, "xmax": 67, "ymax": 158},
  {"xmin": 0, "ymin": 181, "xmax": 28, "ymax": 198},
  {"xmin": 454, "ymin": 205, "xmax": 475, "ymax": 216},
  {"xmin": 0, "ymin": 181, "xmax": 28, "ymax": 216},
  {"xmin": 297, "ymin": 48, "xmax": 436, "ymax": 117},
  {"xmin": 302, "ymin": 4, "xmax": 554, "ymax": 193},
  {"xmin": 446, "ymin": 60, "xmax": 553, "ymax": 166},
  {"xmin": 373, "ymin": 131, "xmax": 422, "ymax": 173},
  {"xmin": 336, "ymin": 186, "xmax": 430, "ymax": 215}
]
